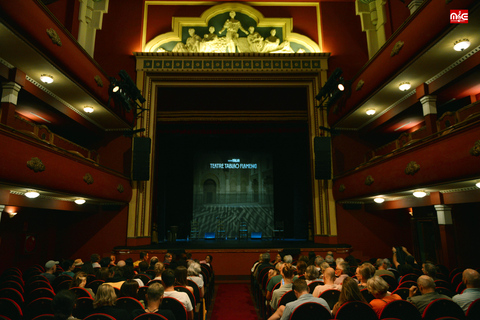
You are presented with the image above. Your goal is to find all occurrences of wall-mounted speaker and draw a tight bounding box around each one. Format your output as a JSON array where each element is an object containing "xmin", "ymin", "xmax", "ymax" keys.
[
  {"xmin": 314, "ymin": 137, "xmax": 332, "ymax": 180},
  {"xmin": 132, "ymin": 137, "xmax": 151, "ymax": 181}
]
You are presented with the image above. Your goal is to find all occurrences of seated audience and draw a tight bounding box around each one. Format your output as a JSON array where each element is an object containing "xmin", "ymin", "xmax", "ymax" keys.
[
  {"xmin": 70, "ymin": 271, "xmax": 95, "ymax": 298},
  {"xmin": 187, "ymin": 261, "xmax": 204, "ymax": 298},
  {"xmin": 105, "ymin": 266, "xmax": 126, "ymax": 289},
  {"xmin": 268, "ymin": 279, "xmax": 330, "ymax": 320},
  {"xmin": 452, "ymin": 268, "xmax": 480, "ymax": 312},
  {"xmin": 318, "ymin": 261, "xmax": 330, "ymax": 281},
  {"xmin": 393, "ymin": 247, "xmax": 419, "ymax": 280},
  {"xmin": 90, "ymin": 283, "xmax": 130, "ymax": 320},
  {"xmin": 266, "ymin": 262, "xmax": 284, "ymax": 302},
  {"xmin": 367, "ymin": 276, "xmax": 402, "ymax": 317},
  {"xmin": 120, "ymin": 279, "xmax": 144, "ymax": 307},
  {"xmin": 356, "ymin": 262, "xmax": 375, "ymax": 289},
  {"xmin": 296, "ymin": 260, "xmax": 307, "ymax": 278},
  {"xmin": 109, "ymin": 254, "xmax": 117, "ymax": 267},
  {"xmin": 334, "ymin": 261, "xmax": 350, "ymax": 285},
  {"xmin": 251, "ymin": 253, "xmax": 263, "ymax": 273},
  {"xmin": 304, "ymin": 265, "xmax": 320, "ymax": 284},
  {"xmin": 407, "ymin": 275, "xmax": 451, "ymax": 314},
  {"xmin": 163, "ymin": 269, "xmax": 194, "ymax": 320},
  {"xmin": 52, "ymin": 290, "xmax": 80, "ymax": 320},
  {"xmin": 283, "ymin": 255, "xmax": 293, "ymax": 265},
  {"xmin": 100, "ymin": 257, "xmax": 112, "ymax": 268},
  {"xmin": 270, "ymin": 263, "xmax": 295, "ymax": 310},
  {"xmin": 313, "ymin": 267, "xmax": 341, "ymax": 297},
  {"xmin": 131, "ymin": 283, "xmax": 176, "ymax": 320},
  {"xmin": 273, "ymin": 253, "xmax": 283, "ymax": 266},
  {"xmin": 422, "ymin": 262, "xmax": 437, "ymax": 279},
  {"xmin": 254, "ymin": 253, "xmax": 272, "ymax": 278},
  {"xmin": 152, "ymin": 262, "xmax": 165, "ymax": 281},
  {"xmin": 374, "ymin": 258, "xmax": 395, "ymax": 278},
  {"xmin": 314, "ymin": 255, "xmax": 324, "ymax": 272},
  {"xmin": 332, "ymin": 277, "xmax": 367, "ymax": 316},
  {"xmin": 41, "ymin": 260, "xmax": 59, "ymax": 283},
  {"xmin": 134, "ymin": 251, "xmax": 149, "ymax": 268},
  {"xmin": 61, "ymin": 259, "xmax": 75, "ymax": 277},
  {"xmin": 325, "ymin": 252, "xmax": 335, "ymax": 268},
  {"xmin": 164, "ymin": 253, "xmax": 173, "ymax": 264},
  {"xmin": 175, "ymin": 266, "xmax": 194, "ymax": 294}
]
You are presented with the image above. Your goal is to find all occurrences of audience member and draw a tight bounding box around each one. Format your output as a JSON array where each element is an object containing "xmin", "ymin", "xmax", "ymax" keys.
[
  {"xmin": 268, "ymin": 279, "xmax": 330, "ymax": 320},
  {"xmin": 313, "ymin": 267, "xmax": 341, "ymax": 297},
  {"xmin": 367, "ymin": 276, "xmax": 402, "ymax": 317},
  {"xmin": 91, "ymin": 254, "xmax": 101, "ymax": 268},
  {"xmin": 52, "ymin": 290, "xmax": 80, "ymax": 320},
  {"xmin": 100, "ymin": 257, "xmax": 112, "ymax": 268},
  {"xmin": 41, "ymin": 260, "xmax": 59, "ymax": 284},
  {"xmin": 319, "ymin": 261, "xmax": 330, "ymax": 281},
  {"xmin": 138, "ymin": 261, "xmax": 149, "ymax": 275},
  {"xmin": 314, "ymin": 256, "xmax": 324, "ymax": 271},
  {"xmin": 175, "ymin": 266, "xmax": 194, "ymax": 294},
  {"xmin": 120, "ymin": 279, "xmax": 144, "ymax": 307},
  {"xmin": 164, "ymin": 253, "xmax": 173, "ymax": 264},
  {"xmin": 273, "ymin": 253, "xmax": 283, "ymax": 266},
  {"xmin": 117, "ymin": 260, "xmax": 126, "ymax": 267},
  {"xmin": 163, "ymin": 269, "xmax": 194, "ymax": 320},
  {"xmin": 331, "ymin": 277, "xmax": 367, "ymax": 316},
  {"xmin": 61, "ymin": 259, "xmax": 75, "ymax": 277},
  {"xmin": 270, "ymin": 263, "xmax": 295, "ymax": 310},
  {"xmin": 134, "ymin": 251, "xmax": 149, "ymax": 268},
  {"xmin": 266, "ymin": 262, "xmax": 284, "ymax": 302},
  {"xmin": 131, "ymin": 283, "xmax": 176, "ymax": 319},
  {"xmin": 187, "ymin": 261, "xmax": 204, "ymax": 298},
  {"xmin": 374, "ymin": 258, "xmax": 395, "ymax": 277},
  {"xmin": 254, "ymin": 253, "xmax": 272, "ymax": 278},
  {"xmin": 90, "ymin": 283, "xmax": 130, "ymax": 320},
  {"xmin": 70, "ymin": 271, "xmax": 95, "ymax": 298},
  {"xmin": 393, "ymin": 247, "xmax": 419, "ymax": 279},
  {"xmin": 97, "ymin": 267, "xmax": 110, "ymax": 281},
  {"xmin": 356, "ymin": 262, "xmax": 375, "ymax": 289},
  {"xmin": 105, "ymin": 266, "xmax": 126, "ymax": 289},
  {"xmin": 452, "ymin": 268, "xmax": 480, "ymax": 312},
  {"xmin": 296, "ymin": 260, "xmax": 307, "ymax": 278},
  {"xmin": 334, "ymin": 261, "xmax": 350, "ymax": 285},
  {"xmin": 407, "ymin": 275, "xmax": 451, "ymax": 314},
  {"xmin": 325, "ymin": 252, "xmax": 335, "ymax": 268},
  {"xmin": 307, "ymin": 251, "xmax": 317, "ymax": 266},
  {"xmin": 109, "ymin": 254, "xmax": 116, "ymax": 267},
  {"xmin": 422, "ymin": 262, "xmax": 437, "ymax": 279},
  {"xmin": 283, "ymin": 255, "xmax": 293, "ymax": 264},
  {"xmin": 152, "ymin": 262, "xmax": 165, "ymax": 281},
  {"xmin": 149, "ymin": 256, "xmax": 159, "ymax": 269},
  {"xmin": 74, "ymin": 259, "xmax": 84, "ymax": 268},
  {"xmin": 251, "ymin": 253, "xmax": 263, "ymax": 273},
  {"xmin": 304, "ymin": 265, "xmax": 319, "ymax": 284}
]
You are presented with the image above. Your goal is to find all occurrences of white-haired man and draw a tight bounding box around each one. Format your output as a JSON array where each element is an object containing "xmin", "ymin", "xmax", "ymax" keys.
[
  {"xmin": 407, "ymin": 275, "xmax": 451, "ymax": 314},
  {"xmin": 334, "ymin": 261, "xmax": 350, "ymax": 285}
]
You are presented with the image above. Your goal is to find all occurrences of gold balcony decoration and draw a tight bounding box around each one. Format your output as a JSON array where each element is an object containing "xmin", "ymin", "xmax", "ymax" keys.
[
  {"xmin": 339, "ymin": 184, "xmax": 346, "ymax": 192},
  {"xmin": 365, "ymin": 175, "xmax": 374, "ymax": 186},
  {"xmin": 83, "ymin": 173, "xmax": 94, "ymax": 185},
  {"xmin": 405, "ymin": 161, "xmax": 420, "ymax": 175},
  {"xmin": 390, "ymin": 41, "xmax": 404, "ymax": 57},
  {"xmin": 94, "ymin": 75, "xmax": 103, "ymax": 87},
  {"xmin": 27, "ymin": 157, "xmax": 45, "ymax": 173},
  {"xmin": 470, "ymin": 140, "xmax": 480, "ymax": 156},
  {"xmin": 46, "ymin": 28, "xmax": 62, "ymax": 46},
  {"xmin": 117, "ymin": 184, "xmax": 124, "ymax": 193},
  {"xmin": 356, "ymin": 79, "xmax": 364, "ymax": 91}
]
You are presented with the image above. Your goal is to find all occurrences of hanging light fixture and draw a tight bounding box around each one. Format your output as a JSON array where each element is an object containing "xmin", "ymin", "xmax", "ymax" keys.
[
  {"xmin": 366, "ymin": 108, "xmax": 376, "ymax": 116},
  {"xmin": 25, "ymin": 191, "xmax": 40, "ymax": 198},
  {"xmin": 374, "ymin": 197, "xmax": 385, "ymax": 203},
  {"xmin": 413, "ymin": 190, "xmax": 427, "ymax": 198},
  {"xmin": 453, "ymin": 39, "xmax": 470, "ymax": 51},
  {"xmin": 74, "ymin": 199, "xmax": 86, "ymax": 205},
  {"xmin": 40, "ymin": 74, "xmax": 54, "ymax": 84},
  {"xmin": 398, "ymin": 82, "xmax": 411, "ymax": 91}
]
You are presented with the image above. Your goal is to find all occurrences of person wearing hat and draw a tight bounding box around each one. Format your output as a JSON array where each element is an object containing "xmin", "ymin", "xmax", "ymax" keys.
[{"xmin": 41, "ymin": 260, "xmax": 59, "ymax": 284}]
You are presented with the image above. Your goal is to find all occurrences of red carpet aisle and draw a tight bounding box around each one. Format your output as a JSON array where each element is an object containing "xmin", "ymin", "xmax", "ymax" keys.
[{"xmin": 209, "ymin": 283, "xmax": 259, "ymax": 320}]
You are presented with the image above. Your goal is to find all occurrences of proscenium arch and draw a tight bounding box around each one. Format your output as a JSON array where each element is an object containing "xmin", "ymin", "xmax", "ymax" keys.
[{"xmin": 130, "ymin": 52, "xmax": 337, "ymax": 244}]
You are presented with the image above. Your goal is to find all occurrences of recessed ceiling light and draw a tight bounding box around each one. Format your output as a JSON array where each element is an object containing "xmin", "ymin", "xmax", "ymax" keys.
[
  {"xmin": 453, "ymin": 39, "xmax": 470, "ymax": 51},
  {"xmin": 413, "ymin": 191, "xmax": 427, "ymax": 198},
  {"xmin": 83, "ymin": 106, "xmax": 94, "ymax": 113},
  {"xmin": 40, "ymin": 74, "xmax": 54, "ymax": 84},
  {"xmin": 25, "ymin": 191, "xmax": 40, "ymax": 198},
  {"xmin": 399, "ymin": 82, "xmax": 411, "ymax": 91},
  {"xmin": 476, "ymin": 182, "xmax": 480, "ymax": 188},
  {"xmin": 74, "ymin": 199, "xmax": 86, "ymax": 205},
  {"xmin": 374, "ymin": 197, "xmax": 385, "ymax": 203},
  {"xmin": 366, "ymin": 109, "xmax": 376, "ymax": 116}
]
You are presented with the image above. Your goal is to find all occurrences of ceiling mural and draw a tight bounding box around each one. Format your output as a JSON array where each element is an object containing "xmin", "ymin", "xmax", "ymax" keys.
[{"xmin": 144, "ymin": 3, "xmax": 321, "ymax": 54}]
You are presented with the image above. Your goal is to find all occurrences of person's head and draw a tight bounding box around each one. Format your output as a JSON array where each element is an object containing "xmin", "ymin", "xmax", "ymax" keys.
[
  {"xmin": 292, "ymin": 279, "xmax": 308, "ymax": 297},
  {"xmin": 100, "ymin": 257, "xmax": 112, "ymax": 268},
  {"xmin": 175, "ymin": 266, "xmax": 188, "ymax": 286},
  {"xmin": 357, "ymin": 263, "xmax": 375, "ymax": 283},
  {"xmin": 283, "ymin": 255, "xmax": 293, "ymax": 264},
  {"xmin": 367, "ymin": 276, "xmax": 389, "ymax": 298},
  {"xmin": 417, "ymin": 275, "xmax": 436, "ymax": 293},
  {"xmin": 91, "ymin": 254, "xmax": 100, "ymax": 263},
  {"xmin": 117, "ymin": 260, "xmax": 126, "ymax": 268},
  {"xmin": 335, "ymin": 262, "xmax": 349, "ymax": 277},
  {"xmin": 154, "ymin": 262, "xmax": 165, "ymax": 277},
  {"xmin": 62, "ymin": 259, "xmax": 74, "ymax": 272},
  {"xmin": 281, "ymin": 263, "xmax": 295, "ymax": 280},
  {"xmin": 70, "ymin": 271, "xmax": 87, "ymax": 288},
  {"xmin": 262, "ymin": 253, "xmax": 271, "ymax": 263},
  {"xmin": 94, "ymin": 284, "xmax": 117, "ymax": 308},
  {"xmin": 52, "ymin": 290, "xmax": 77, "ymax": 320},
  {"xmin": 139, "ymin": 261, "xmax": 149, "ymax": 272},
  {"xmin": 109, "ymin": 266, "xmax": 123, "ymax": 279},
  {"xmin": 463, "ymin": 269, "xmax": 480, "ymax": 288},
  {"xmin": 45, "ymin": 260, "xmax": 59, "ymax": 273},
  {"xmin": 165, "ymin": 253, "xmax": 172, "ymax": 263},
  {"xmin": 188, "ymin": 261, "xmax": 201, "ymax": 276},
  {"xmin": 296, "ymin": 260, "xmax": 307, "ymax": 275},
  {"xmin": 162, "ymin": 269, "xmax": 176, "ymax": 288},
  {"xmin": 120, "ymin": 279, "xmax": 139, "ymax": 298},
  {"xmin": 336, "ymin": 258, "xmax": 345, "ymax": 266},
  {"xmin": 147, "ymin": 282, "xmax": 165, "ymax": 302},
  {"xmin": 149, "ymin": 256, "xmax": 159, "ymax": 268},
  {"xmin": 305, "ymin": 265, "xmax": 319, "ymax": 280},
  {"xmin": 140, "ymin": 251, "xmax": 149, "ymax": 262},
  {"xmin": 314, "ymin": 256, "xmax": 324, "ymax": 267},
  {"xmin": 422, "ymin": 263, "xmax": 436, "ymax": 278},
  {"xmin": 324, "ymin": 267, "xmax": 336, "ymax": 283},
  {"xmin": 338, "ymin": 277, "xmax": 367, "ymax": 305},
  {"xmin": 325, "ymin": 255, "xmax": 335, "ymax": 265}
]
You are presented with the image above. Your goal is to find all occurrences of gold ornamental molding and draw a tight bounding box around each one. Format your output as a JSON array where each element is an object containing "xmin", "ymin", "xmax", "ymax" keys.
[
  {"xmin": 390, "ymin": 41, "xmax": 404, "ymax": 57},
  {"xmin": 365, "ymin": 175, "xmax": 374, "ymax": 186},
  {"xmin": 46, "ymin": 28, "xmax": 62, "ymax": 46},
  {"xmin": 470, "ymin": 140, "xmax": 480, "ymax": 156},
  {"xmin": 405, "ymin": 161, "xmax": 420, "ymax": 175},
  {"xmin": 117, "ymin": 184, "xmax": 124, "ymax": 193},
  {"xmin": 83, "ymin": 173, "xmax": 94, "ymax": 185},
  {"xmin": 94, "ymin": 75, "xmax": 104, "ymax": 87},
  {"xmin": 355, "ymin": 79, "xmax": 364, "ymax": 91},
  {"xmin": 27, "ymin": 157, "xmax": 45, "ymax": 173},
  {"xmin": 339, "ymin": 184, "xmax": 346, "ymax": 192}
]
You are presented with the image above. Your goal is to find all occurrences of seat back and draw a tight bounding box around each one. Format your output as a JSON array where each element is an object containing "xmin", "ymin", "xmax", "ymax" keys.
[
  {"xmin": 278, "ymin": 290, "xmax": 296, "ymax": 307},
  {"xmin": 399, "ymin": 273, "xmax": 418, "ymax": 284},
  {"xmin": 27, "ymin": 297, "xmax": 54, "ymax": 320},
  {"xmin": 0, "ymin": 280, "xmax": 24, "ymax": 295},
  {"xmin": 54, "ymin": 280, "xmax": 72, "ymax": 293},
  {"xmin": 435, "ymin": 279, "xmax": 453, "ymax": 291},
  {"xmin": 52, "ymin": 275, "xmax": 72, "ymax": 289},
  {"xmin": 360, "ymin": 288, "xmax": 375, "ymax": 303},
  {"xmin": 175, "ymin": 286, "xmax": 196, "ymax": 307},
  {"xmin": 397, "ymin": 280, "xmax": 416, "ymax": 289},
  {"xmin": 466, "ymin": 298, "xmax": 480, "ymax": 320},
  {"xmin": 134, "ymin": 274, "xmax": 152, "ymax": 285},
  {"xmin": 70, "ymin": 286, "xmax": 94, "ymax": 299},
  {"xmin": 86, "ymin": 280, "xmax": 105, "ymax": 294},
  {"xmin": 26, "ymin": 280, "xmax": 52, "ymax": 294},
  {"xmin": 0, "ymin": 288, "xmax": 24, "ymax": 309},
  {"xmin": 289, "ymin": 302, "xmax": 331, "ymax": 320},
  {"xmin": 307, "ymin": 281, "xmax": 324, "ymax": 293},
  {"xmin": 379, "ymin": 274, "xmax": 398, "ymax": 291},
  {"xmin": 27, "ymin": 288, "xmax": 55, "ymax": 304},
  {"xmin": 391, "ymin": 288, "xmax": 409, "ymax": 300},
  {"xmin": 133, "ymin": 313, "xmax": 169, "ymax": 320},
  {"xmin": 161, "ymin": 297, "xmax": 188, "ymax": 320},
  {"xmin": 32, "ymin": 315, "xmax": 55, "ymax": 320},
  {"xmin": 138, "ymin": 286, "xmax": 149, "ymax": 302},
  {"xmin": 83, "ymin": 313, "xmax": 117, "ymax": 320},
  {"xmin": 436, "ymin": 287, "xmax": 455, "ymax": 298},
  {"xmin": 116, "ymin": 296, "xmax": 145, "ymax": 314},
  {"xmin": 72, "ymin": 296, "xmax": 94, "ymax": 319},
  {"xmin": 379, "ymin": 299, "xmax": 422, "ymax": 320},
  {"xmin": 422, "ymin": 298, "xmax": 466, "ymax": 320},
  {"xmin": 334, "ymin": 301, "xmax": 377, "ymax": 320},
  {"xmin": 319, "ymin": 289, "xmax": 341, "ymax": 310},
  {"xmin": 0, "ymin": 297, "xmax": 23, "ymax": 319},
  {"xmin": 186, "ymin": 280, "xmax": 200, "ymax": 304}
]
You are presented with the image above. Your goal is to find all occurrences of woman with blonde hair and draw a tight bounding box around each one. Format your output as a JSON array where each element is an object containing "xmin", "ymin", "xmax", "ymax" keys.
[
  {"xmin": 89, "ymin": 283, "xmax": 130, "ymax": 320},
  {"xmin": 70, "ymin": 271, "xmax": 95, "ymax": 298},
  {"xmin": 331, "ymin": 277, "xmax": 367, "ymax": 316},
  {"xmin": 367, "ymin": 276, "xmax": 401, "ymax": 317}
]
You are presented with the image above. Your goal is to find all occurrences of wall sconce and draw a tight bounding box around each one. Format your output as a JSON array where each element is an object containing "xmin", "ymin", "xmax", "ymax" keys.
[
  {"xmin": 25, "ymin": 191, "xmax": 40, "ymax": 198},
  {"xmin": 8, "ymin": 212, "xmax": 17, "ymax": 218},
  {"xmin": 366, "ymin": 109, "xmax": 376, "ymax": 116},
  {"xmin": 398, "ymin": 82, "xmax": 411, "ymax": 91},
  {"xmin": 453, "ymin": 39, "xmax": 470, "ymax": 51},
  {"xmin": 374, "ymin": 197, "xmax": 385, "ymax": 203},
  {"xmin": 40, "ymin": 74, "xmax": 54, "ymax": 84},
  {"xmin": 412, "ymin": 190, "xmax": 427, "ymax": 198},
  {"xmin": 74, "ymin": 199, "xmax": 86, "ymax": 205},
  {"xmin": 83, "ymin": 106, "xmax": 94, "ymax": 113}
]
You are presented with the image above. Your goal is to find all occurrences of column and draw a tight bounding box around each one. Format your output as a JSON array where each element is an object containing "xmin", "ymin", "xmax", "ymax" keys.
[
  {"xmin": 356, "ymin": 0, "xmax": 388, "ymax": 59},
  {"xmin": 1, "ymin": 82, "xmax": 21, "ymax": 126},
  {"xmin": 434, "ymin": 204, "xmax": 456, "ymax": 270},
  {"xmin": 420, "ymin": 95, "xmax": 437, "ymax": 135},
  {"xmin": 408, "ymin": 0, "xmax": 424, "ymax": 15},
  {"xmin": 78, "ymin": 0, "xmax": 109, "ymax": 56}
]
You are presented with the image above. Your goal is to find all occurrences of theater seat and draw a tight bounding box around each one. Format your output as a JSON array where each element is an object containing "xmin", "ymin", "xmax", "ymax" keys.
[
  {"xmin": 134, "ymin": 313, "xmax": 168, "ymax": 320},
  {"xmin": 334, "ymin": 301, "xmax": 377, "ymax": 320},
  {"xmin": 83, "ymin": 313, "xmax": 117, "ymax": 320},
  {"xmin": 319, "ymin": 289, "xmax": 341, "ymax": 310},
  {"xmin": 161, "ymin": 296, "xmax": 188, "ymax": 320},
  {"xmin": 422, "ymin": 298, "xmax": 465, "ymax": 320},
  {"xmin": 379, "ymin": 299, "xmax": 421, "ymax": 320},
  {"xmin": 0, "ymin": 297, "xmax": 23, "ymax": 320},
  {"xmin": 466, "ymin": 298, "xmax": 480, "ymax": 320},
  {"xmin": 289, "ymin": 302, "xmax": 331, "ymax": 320}
]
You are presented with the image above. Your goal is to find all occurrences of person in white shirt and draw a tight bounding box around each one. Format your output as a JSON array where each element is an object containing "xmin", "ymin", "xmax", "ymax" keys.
[{"xmin": 162, "ymin": 269, "xmax": 194, "ymax": 320}]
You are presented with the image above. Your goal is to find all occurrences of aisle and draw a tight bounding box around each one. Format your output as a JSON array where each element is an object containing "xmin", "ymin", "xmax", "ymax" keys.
[{"xmin": 209, "ymin": 283, "xmax": 259, "ymax": 320}]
